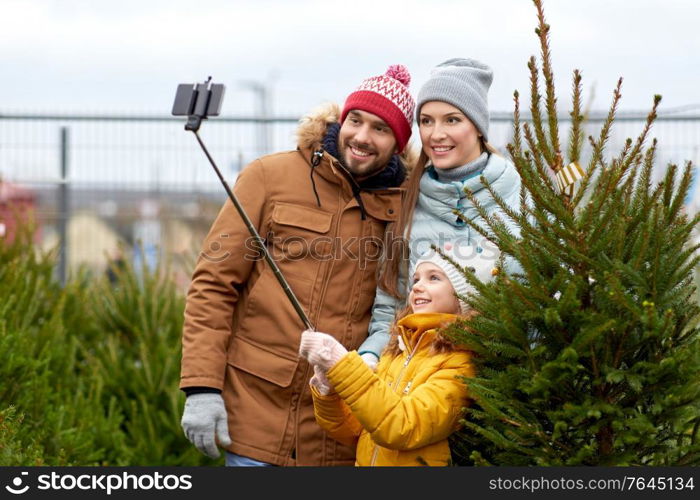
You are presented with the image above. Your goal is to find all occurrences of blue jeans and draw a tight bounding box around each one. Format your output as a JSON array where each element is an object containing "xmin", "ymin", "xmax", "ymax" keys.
[{"xmin": 225, "ymin": 452, "xmax": 274, "ymax": 467}]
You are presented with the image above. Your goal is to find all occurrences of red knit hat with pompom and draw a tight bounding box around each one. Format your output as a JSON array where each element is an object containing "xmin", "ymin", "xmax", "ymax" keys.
[{"xmin": 341, "ymin": 64, "xmax": 415, "ymax": 153}]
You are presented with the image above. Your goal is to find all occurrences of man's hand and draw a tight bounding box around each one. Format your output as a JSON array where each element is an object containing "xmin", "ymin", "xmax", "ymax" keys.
[
  {"xmin": 299, "ymin": 330, "xmax": 348, "ymax": 371},
  {"xmin": 181, "ymin": 393, "xmax": 232, "ymax": 458}
]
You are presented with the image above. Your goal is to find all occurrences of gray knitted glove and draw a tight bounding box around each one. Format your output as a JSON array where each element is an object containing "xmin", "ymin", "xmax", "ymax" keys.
[{"xmin": 181, "ymin": 393, "xmax": 232, "ymax": 458}]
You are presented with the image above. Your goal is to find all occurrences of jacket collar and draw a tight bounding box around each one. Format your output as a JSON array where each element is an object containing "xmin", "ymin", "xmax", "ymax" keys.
[
  {"xmin": 298, "ymin": 143, "xmax": 403, "ymax": 224},
  {"xmin": 395, "ymin": 313, "xmax": 459, "ymax": 352},
  {"xmin": 417, "ymin": 154, "xmax": 514, "ymax": 225},
  {"xmin": 294, "ymin": 102, "xmax": 406, "ymax": 222}
]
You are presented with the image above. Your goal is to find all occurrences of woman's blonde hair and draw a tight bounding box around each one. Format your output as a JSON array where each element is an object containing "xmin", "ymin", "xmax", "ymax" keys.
[{"xmin": 377, "ymin": 137, "xmax": 500, "ymax": 299}]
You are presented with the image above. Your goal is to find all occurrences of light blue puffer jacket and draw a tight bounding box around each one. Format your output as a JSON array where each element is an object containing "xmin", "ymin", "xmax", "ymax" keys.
[{"xmin": 358, "ymin": 153, "xmax": 522, "ymax": 359}]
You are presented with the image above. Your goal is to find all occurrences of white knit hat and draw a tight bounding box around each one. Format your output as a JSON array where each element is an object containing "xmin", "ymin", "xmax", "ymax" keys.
[{"xmin": 411, "ymin": 242, "xmax": 499, "ymax": 314}]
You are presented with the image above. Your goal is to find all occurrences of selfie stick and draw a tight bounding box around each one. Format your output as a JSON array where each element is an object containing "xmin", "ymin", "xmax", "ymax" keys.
[{"xmin": 172, "ymin": 77, "xmax": 314, "ymax": 331}]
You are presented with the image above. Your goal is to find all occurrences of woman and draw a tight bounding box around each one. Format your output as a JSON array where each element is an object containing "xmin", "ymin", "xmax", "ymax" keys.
[{"xmin": 358, "ymin": 58, "xmax": 522, "ymax": 367}]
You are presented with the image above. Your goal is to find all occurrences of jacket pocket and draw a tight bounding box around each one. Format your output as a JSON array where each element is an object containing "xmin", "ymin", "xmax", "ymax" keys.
[
  {"xmin": 271, "ymin": 202, "xmax": 333, "ymax": 234},
  {"xmin": 235, "ymin": 264, "xmax": 313, "ymax": 356},
  {"xmin": 227, "ymin": 336, "xmax": 299, "ymax": 388},
  {"xmin": 269, "ymin": 203, "xmax": 334, "ymax": 278}
]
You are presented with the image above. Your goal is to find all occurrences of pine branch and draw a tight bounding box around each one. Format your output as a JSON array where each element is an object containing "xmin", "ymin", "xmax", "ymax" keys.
[
  {"xmin": 631, "ymin": 139, "xmax": 658, "ymax": 215},
  {"xmin": 519, "ymin": 180, "xmax": 530, "ymax": 218},
  {"xmin": 571, "ymin": 319, "xmax": 616, "ymax": 351},
  {"xmin": 481, "ymin": 174, "xmax": 538, "ymax": 231},
  {"xmin": 521, "ymin": 124, "xmax": 558, "ymax": 194},
  {"xmin": 666, "ymin": 162, "xmax": 694, "ymax": 223},
  {"xmin": 534, "ymin": 0, "xmax": 561, "ymax": 157},
  {"xmin": 567, "ymin": 69, "xmax": 585, "ymax": 165},
  {"xmin": 572, "ymin": 78, "xmax": 623, "ymax": 209},
  {"xmin": 662, "ymin": 212, "xmax": 700, "ymax": 254},
  {"xmin": 510, "ymin": 137, "xmax": 571, "ymax": 225},
  {"xmin": 630, "ymin": 220, "xmax": 652, "ymax": 271},
  {"xmin": 603, "ymin": 96, "xmax": 662, "ymax": 202},
  {"xmin": 611, "ymin": 137, "xmax": 635, "ymax": 178},
  {"xmin": 460, "ymin": 183, "xmax": 588, "ymax": 269},
  {"xmin": 511, "ymin": 90, "xmax": 523, "ymax": 156},
  {"xmin": 456, "ymin": 184, "xmax": 518, "ymax": 245},
  {"xmin": 627, "ymin": 184, "xmax": 665, "ymax": 252},
  {"xmin": 619, "ymin": 95, "xmax": 662, "ymax": 179},
  {"xmin": 527, "ymin": 56, "xmax": 555, "ymax": 166},
  {"xmin": 453, "ymin": 206, "xmax": 494, "ymax": 242},
  {"xmin": 669, "ymin": 251, "xmax": 700, "ymax": 293}
]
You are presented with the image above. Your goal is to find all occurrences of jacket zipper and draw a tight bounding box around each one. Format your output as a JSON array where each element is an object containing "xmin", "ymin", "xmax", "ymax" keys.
[
  {"xmin": 313, "ymin": 156, "xmax": 343, "ymax": 328},
  {"xmin": 316, "ymin": 155, "xmax": 367, "ymax": 329},
  {"xmin": 315, "ymin": 183, "xmax": 343, "ymax": 328},
  {"xmin": 369, "ymin": 335, "xmax": 424, "ymax": 466}
]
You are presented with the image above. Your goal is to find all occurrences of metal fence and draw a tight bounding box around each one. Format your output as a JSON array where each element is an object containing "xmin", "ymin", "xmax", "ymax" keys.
[{"xmin": 1, "ymin": 110, "xmax": 699, "ymax": 286}]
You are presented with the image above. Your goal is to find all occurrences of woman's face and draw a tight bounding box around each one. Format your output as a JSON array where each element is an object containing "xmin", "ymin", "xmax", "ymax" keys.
[{"xmin": 419, "ymin": 101, "xmax": 482, "ymax": 170}]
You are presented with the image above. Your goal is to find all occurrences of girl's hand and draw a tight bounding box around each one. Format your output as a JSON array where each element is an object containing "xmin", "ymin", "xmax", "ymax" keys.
[
  {"xmin": 309, "ymin": 364, "xmax": 334, "ymax": 395},
  {"xmin": 299, "ymin": 330, "xmax": 348, "ymax": 370}
]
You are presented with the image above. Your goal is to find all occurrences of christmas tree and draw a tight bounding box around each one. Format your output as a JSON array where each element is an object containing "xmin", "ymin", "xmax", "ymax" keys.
[{"xmin": 449, "ymin": 0, "xmax": 700, "ymax": 465}]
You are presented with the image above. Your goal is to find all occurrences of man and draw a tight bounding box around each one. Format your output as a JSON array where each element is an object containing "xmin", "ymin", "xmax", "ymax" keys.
[{"xmin": 180, "ymin": 65, "xmax": 416, "ymax": 466}]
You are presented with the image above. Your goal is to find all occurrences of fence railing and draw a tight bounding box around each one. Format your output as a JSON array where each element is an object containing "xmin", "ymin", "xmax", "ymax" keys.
[{"xmin": 2, "ymin": 111, "xmax": 699, "ymax": 285}]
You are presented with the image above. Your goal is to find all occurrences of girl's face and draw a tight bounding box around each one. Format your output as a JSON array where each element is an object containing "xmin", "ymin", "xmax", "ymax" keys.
[
  {"xmin": 409, "ymin": 262, "xmax": 461, "ymax": 314},
  {"xmin": 418, "ymin": 101, "xmax": 482, "ymax": 170}
]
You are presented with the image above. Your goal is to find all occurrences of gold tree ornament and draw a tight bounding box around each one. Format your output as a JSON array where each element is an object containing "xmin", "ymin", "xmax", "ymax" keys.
[{"xmin": 555, "ymin": 160, "xmax": 585, "ymax": 194}]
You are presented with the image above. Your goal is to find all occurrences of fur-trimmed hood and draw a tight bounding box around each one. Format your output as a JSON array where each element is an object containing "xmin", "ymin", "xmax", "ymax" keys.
[{"xmin": 295, "ymin": 102, "xmax": 418, "ymax": 172}]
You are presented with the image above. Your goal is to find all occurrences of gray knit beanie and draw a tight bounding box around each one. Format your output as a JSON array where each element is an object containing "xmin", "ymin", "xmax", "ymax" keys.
[{"xmin": 416, "ymin": 58, "xmax": 493, "ymax": 141}]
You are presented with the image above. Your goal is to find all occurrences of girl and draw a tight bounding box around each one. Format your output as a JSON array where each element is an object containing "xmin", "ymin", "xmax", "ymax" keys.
[
  {"xmin": 298, "ymin": 243, "xmax": 497, "ymax": 466},
  {"xmin": 358, "ymin": 58, "xmax": 521, "ymax": 370}
]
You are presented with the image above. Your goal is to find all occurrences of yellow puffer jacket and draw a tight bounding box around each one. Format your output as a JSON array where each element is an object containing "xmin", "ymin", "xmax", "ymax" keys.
[{"xmin": 312, "ymin": 313, "xmax": 474, "ymax": 466}]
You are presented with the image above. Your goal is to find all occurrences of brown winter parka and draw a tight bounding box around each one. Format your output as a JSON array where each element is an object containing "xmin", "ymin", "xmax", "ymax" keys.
[{"xmin": 180, "ymin": 103, "xmax": 407, "ymax": 465}]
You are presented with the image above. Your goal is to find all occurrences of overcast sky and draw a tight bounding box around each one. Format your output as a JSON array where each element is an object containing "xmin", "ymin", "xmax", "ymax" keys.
[{"xmin": 2, "ymin": 0, "xmax": 699, "ymax": 116}]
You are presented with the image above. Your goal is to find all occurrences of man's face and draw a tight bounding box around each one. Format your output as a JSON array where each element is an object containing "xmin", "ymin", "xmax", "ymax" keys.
[{"xmin": 338, "ymin": 110, "xmax": 398, "ymax": 180}]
